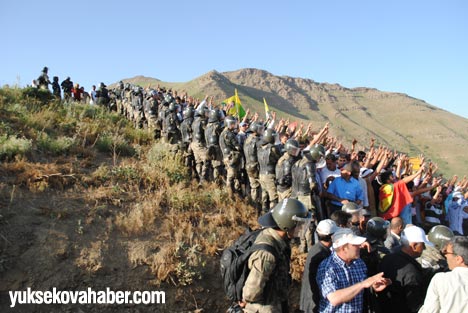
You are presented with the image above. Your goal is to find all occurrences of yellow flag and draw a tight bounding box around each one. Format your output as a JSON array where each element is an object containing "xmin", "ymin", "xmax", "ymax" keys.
[
  {"xmin": 222, "ymin": 89, "xmax": 246, "ymax": 119},
  {"xmin": 263, "ymin": 97, "xmax": 271, "ymax": 120}
]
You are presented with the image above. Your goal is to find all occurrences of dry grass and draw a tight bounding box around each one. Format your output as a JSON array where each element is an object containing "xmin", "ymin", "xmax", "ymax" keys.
[{"xmin": 0, "ymin": 87, "xmax": 260, "ymax": 289}]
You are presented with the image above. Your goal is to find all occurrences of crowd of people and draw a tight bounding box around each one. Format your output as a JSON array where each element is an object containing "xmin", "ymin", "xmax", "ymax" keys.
[
  {"xmin": 33, "ymin": 67, "xmax": 468, "ymax": 313},
  {"xmin": 32, "ymin": 67, "xmax": 110, "ymax": 106}
]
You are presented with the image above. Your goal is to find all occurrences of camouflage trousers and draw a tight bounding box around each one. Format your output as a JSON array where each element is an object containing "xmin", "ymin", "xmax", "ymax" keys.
[
  {"xmin": 208, "ymin": 146, "xmax": 224, "ymax": 183},
  {"xmin": 296, "ymin": 194, "xmax": 317, "ymax": 253},
  {"xmin": 277, "ymin": 188, "xmax": 292, "ymax": 202},
  {"xmin": 259, "ymin": 173, "xmax": 278, "ymax": 212},
  {"xmin": 190, "ymin": 142, "xmax": 209, "ymax": 182},
  {"xmin": 246, "ymin": 166, "xmax": 261, "ymax": 205},
  {"xmin": 224, "ymin": 158, "xmax": 240, "ymax": 195}
]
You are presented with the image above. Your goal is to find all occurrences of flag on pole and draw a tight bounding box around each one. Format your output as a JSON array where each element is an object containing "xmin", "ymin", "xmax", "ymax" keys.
[
  {"xmin": 222, "ymin": 89, "xmax": 246, "ymax": 119},
  {"xmin": 263, "ymin": 97, "xmax": 272, "ymax": 120}
]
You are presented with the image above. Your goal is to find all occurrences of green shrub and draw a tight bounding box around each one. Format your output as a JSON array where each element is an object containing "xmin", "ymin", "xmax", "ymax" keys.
[
  {"xmin": 21, "ymin": 87, "xmax": 54, "ymax": 105},
  {"xmin": 96, "ymin": 133, "xmax": 136, "ymax": 157},
  {"xmin": 0, "ymin": 134, "xmax": 32, "ymax": 159},
  {"xmin": 37, "ymin": 133, "xmax": 76, "ymax": 155}
]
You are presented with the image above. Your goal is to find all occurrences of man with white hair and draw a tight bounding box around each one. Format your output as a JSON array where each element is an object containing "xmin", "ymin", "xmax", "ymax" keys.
[
  {"xmin": 378, "ymin": 225, "xmax": 431, "ymax": 313},
  {"xmin": 316, "ymin": 228, "xmax": 391, "ymax": 312},
  {"xmin": 418, "ymin": 236, "xmax": 468, "ymax": 313}
]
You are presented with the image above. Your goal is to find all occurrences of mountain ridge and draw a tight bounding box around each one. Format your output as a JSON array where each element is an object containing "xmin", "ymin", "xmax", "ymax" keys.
[{"xmin": 118, "ymin": 68, "xmax": 468, "ymax": 176}]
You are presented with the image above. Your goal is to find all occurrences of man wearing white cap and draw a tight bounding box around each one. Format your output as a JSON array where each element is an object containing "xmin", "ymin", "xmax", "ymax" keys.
[
  {"xmin": 378, "ymin": 225, "xmax": 431, "ymax": 313},
  {"xmin": 316, "ymin": 228, "xmax": 391, "ymax": 312},
  {"xmin": 300, "ymin": 219, "xmax": 337, "ymax": 313}
]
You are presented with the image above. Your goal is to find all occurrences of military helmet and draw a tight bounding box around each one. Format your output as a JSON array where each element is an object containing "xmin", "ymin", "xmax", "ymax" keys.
[
  {"xmin": 262, "ymin": 128, "xmax": 276, "ymax": 144},
  {"xmin": 194, "ymin": 103, "xmax": 208, "ymax": 117},
  {"xmin": 208, "ymin": 109, "xmax": 221, "ymax": 123},
  {"xmin": 164, "ymin": 94, "xmax": 173, "ymax": 103},
  {"xmin": 285, "ymin": 139, "xmax": 300, "ymax": 157},
  {"xmin": 342, "ymin": 202, "xmax": 360, "ymax": 214},
  {"xmin": 270, "ymin": 198, "xmax": 311, "ymax": 231},
  {"xmin": 224, "ymin": 115, "xmax": 238, "ymax": 129},
  {"xmin": 168, "ymin": 102, "xmax": 177, "ymax": 113},
  {"xmin": 183, "ymin": 106, "xmax": 195, "ymax": 119},
  {"xmin": 428, "ymin": 225, "xmax": 454, "ymax": 250},
  {"xmin": 367, "ymin": 217, "xmax": 390, "ymax": 239},
  {"xmin": 305, "ymin": 144, "xmax": 325, "ymax": 162},
  {"xmin": 249, "ymin": 122, "xmax": 264, "ymax": 136}
]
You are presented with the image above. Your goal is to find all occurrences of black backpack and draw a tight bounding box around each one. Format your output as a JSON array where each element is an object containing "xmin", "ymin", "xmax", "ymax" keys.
[{"xmin": 220, "ymin": 228, "xmax": 278, "ymax": 302}]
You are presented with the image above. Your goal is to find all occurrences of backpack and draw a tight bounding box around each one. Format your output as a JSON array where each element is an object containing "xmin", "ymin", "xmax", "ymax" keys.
[{"xmin": 220, "ymin": 228, "xmax": 278, "ymax": 302}]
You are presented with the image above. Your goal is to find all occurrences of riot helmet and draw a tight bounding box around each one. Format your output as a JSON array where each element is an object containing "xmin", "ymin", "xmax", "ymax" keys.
[
  {"xmin": 342, "ymin": 202, "xmax": 360, "ymax": 214},
  {"xmin": 259, "ymin": 199, "xmax": 312, "ymax": 238},
  {"xmin": 304, "ymin": 144, "xmax": 325, "ymax": 166},
  {"xmin": 224, "ymin": 115, "xmax": 238, "ymax": 130},
  {"xmin": 262, "ymin": 128, "xmax": 276, "ymax": 144},
  {"xmin": 208, "ymin": 109, "xmax": 221, "ymax": 123},
  {"xmin": 183, "ymin": 106, "xmax": 195, "ymax": 119},
  {"xmin": 428, "ymin": 225, "xmax": 454, "ymax": 250},
  {"xmin": 168, "ymin": 102, "xmax": 177, "ymax": 113},
  {"xmin": 367, "ymin": 217, "xmax": 390, "ymax": 239},
  {"xmin": 285, "ymin": 139, "xmax": 300, "ymax": 157}
]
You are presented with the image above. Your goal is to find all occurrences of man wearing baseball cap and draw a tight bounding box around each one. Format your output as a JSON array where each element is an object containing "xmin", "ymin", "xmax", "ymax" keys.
[
  {"xmin": 316, "ymin": 228, "xmax": 391, "ymax": 312},
  {"xmin": 378, "ymin": 225, "xmax": 431, "ymax": 313},
  {"xmin": 300, "ymin": 219, "xmax": 338, "ymax": 313}
]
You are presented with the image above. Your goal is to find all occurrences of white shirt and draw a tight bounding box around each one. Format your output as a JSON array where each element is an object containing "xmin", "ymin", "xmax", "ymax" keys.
[
  {"xmin": 317, "ymin": 167, "xmax": 340, "ymax": 192},
  {"xmin": 418, "ymin": 267, "xmax": 468, "ymax": 313}
]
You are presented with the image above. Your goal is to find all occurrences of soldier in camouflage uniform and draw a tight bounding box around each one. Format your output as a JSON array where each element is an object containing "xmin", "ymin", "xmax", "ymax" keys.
[
  {"xmin": 60, "ymin": 77, "xmax": 73, "ymax": 101},
  {"xmin": 241, "ymin": 199, "xmax": 312, "ymax": 313},
  {"xmin": 205, "ymin": 109, "xmax": 224, "ymax": 183},
  {"xmin": 276, "ymin": 139, "xmax": 301, "ymax": 202},
  {"xmin": 291, "ymin": 145, "xmax": 324, "ymax": 252},
  {"xmin": 116, "ymin": 81, "xmax": 125, "ymax": 115},
  {"xmin": 130, "ymin": 86, "xmax": 144, "ymax": 128},
  {"xmin": 220, "ymin": 115, "xmax": 242, "ymax": 195},
  {"xmin": 417, "ymin": 225, "xmax": 454, "ymax": 280},
  {"xmin": 123, "ymin": 84, "xmax": 133, "ymax": 120},
  {"xmin": 96, "ymin": 82, "xmax": 110, "ymax": 109},
  {"xmin": 257, "ymin": 128, "xmax": 282, "ymax": 213},
  {"xmin": 143, "ymin": 90, "xmax": 159, "ymax": 134},
  {"xmin": 37, "ymin": 66, "xmax": 51, "ymax": 90},
  {"xmin": 179, "ymin": 106, "xmax": 196, "ymax": 179},
  {"xmin": 190, "ymin": 103, "xmax": 210, "ymax": 183},
  {"xmin": 243, "ymin": 122, "xmax": 264, "ymax": 210},
  {"xmin": 163, "ymin": 102, "xmax": 180, "ymax": 147}
]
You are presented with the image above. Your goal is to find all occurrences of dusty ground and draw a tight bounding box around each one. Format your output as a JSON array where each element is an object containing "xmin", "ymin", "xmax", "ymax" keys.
[{"xmin": 0, "ymin": 151, "xmax": 305, "ymax": 313}]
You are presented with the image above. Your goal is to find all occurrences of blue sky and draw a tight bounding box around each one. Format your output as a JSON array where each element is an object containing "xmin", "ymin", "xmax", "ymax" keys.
[{"xmin": 1, "ymin": 0, "xmax": 467, "ymax": 118}]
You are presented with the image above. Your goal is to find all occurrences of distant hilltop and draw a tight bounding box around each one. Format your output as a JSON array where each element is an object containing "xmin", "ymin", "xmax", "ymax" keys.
[{"xmin": 119, "ymin": 68, "xmax": 468, "ymax": 176}]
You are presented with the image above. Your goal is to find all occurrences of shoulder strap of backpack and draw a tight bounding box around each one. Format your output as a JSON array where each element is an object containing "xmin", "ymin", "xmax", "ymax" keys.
[{"xmin": 249, "ymin": 243, "xmax": 279, "ymax": 261}]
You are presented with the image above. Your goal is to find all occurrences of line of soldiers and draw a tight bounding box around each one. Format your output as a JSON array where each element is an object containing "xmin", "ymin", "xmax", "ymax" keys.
[{"xmin": 111, "ymin": 84, "xmax": 329, "ymax": 249}]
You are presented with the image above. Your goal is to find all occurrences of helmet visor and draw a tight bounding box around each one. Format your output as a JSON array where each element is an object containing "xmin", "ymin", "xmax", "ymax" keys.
[
  {"xmin": 289, "ymin": 146, "xmax": 301, "ymax": 157},
  {"xmin": 291, "ymin": 214, "xmax": 312, "ymax": 238},
  {"xmin": 316, "ymin": 157, "xmax": 326, "ymax": 168}
]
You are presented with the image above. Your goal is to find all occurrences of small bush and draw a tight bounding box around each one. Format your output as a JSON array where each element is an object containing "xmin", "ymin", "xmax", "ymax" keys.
[
  {"xmin": 96, "ymin": 133, "xmax": 136, "ymax": 157},
  {"xmin": 37, "ymin": 133, "xmax": 76, "ymax": 155},
  {"xmin": 21, "ymin": 87, "xmax": 54, "ymax": 106},
  {"xmin": 0, "ymin": 135, "xmax": 32, "ymax": 159}
]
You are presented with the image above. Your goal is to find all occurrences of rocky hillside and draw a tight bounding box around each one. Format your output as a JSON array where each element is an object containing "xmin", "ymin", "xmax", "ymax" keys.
[{"xmin": 122, "ymin": 69, "xmax": 468, "ymax": 177}]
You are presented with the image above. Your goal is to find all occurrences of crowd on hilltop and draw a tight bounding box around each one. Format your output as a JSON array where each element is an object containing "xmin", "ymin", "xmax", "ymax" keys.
[
  {"xmin": 33, "ymin": 67, "xmax": 468, "ymax": 313},
  {"xmin": 32, "ymin": 67, "xmax": 111, "ymax": 106}
]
